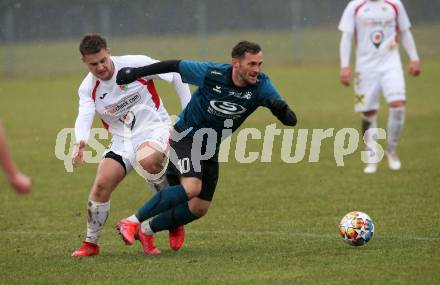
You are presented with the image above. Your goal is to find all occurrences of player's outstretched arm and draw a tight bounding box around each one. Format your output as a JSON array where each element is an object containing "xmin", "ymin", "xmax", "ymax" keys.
[
  {"xmin": 268, "ymin": 100, "xmax": 297, "ymax": 126},
  {"xmin": 117, "ymin": 60, "xmax": 181, "ymax": 85}
]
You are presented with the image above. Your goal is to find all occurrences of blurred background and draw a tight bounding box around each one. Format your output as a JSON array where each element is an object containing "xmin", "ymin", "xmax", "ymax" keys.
[{"xmin": 0, "ymin": 0, "xmax": 439, "ymax": 78}]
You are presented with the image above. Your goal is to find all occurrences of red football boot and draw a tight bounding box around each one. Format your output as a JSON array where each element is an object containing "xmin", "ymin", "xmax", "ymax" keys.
[
  {"xmin": 169, "ymin": 226, "xmax": 185, "ymax": 250},
  {"xmin": 71, "ymin": 241, "xmax": 99, "ymax": 257},
  {"xmin": 116, "ymin": 219, "xmax": 139, "ymax": 245},
  {"xmin": 137, "ymin": 227, "xmax": 161, "ymax": 255}
]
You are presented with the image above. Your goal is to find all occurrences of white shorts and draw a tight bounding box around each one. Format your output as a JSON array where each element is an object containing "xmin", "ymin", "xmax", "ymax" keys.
[
  {"xmin": 354, "ymin": 68, "xmax": 406, "ymax": 112},
  {"xmin": 102, "ymin": 126, "xmax": 171, "ymax": 174}
]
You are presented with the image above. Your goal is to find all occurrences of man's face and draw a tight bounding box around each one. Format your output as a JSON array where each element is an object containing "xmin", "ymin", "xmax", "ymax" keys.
[
  {"xmin": 233, "ymin": 51, "xmax": 263, "ymax": 85},
  {"xmin": 82, "ymin": 48, "xmax": 114, "ymax": 81}
]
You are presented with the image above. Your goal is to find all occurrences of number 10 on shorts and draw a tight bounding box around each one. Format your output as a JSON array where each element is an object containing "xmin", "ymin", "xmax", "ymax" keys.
[{"xmin": 178, "ymin": 158, "xmax": 191, "ymax": 174}]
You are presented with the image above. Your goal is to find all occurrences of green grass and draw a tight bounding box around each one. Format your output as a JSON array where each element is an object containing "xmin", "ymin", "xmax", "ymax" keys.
[{"xmin": 0, "ymin": 59, "xmax": 439, "ymax": 283}]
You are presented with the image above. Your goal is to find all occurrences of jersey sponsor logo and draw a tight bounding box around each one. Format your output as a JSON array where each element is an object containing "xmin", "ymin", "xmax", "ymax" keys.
[
  {"xmin": 370, "ymin": 30, "xmax": 384, "ymax": 48},
  {"xmin": 209, "ymin": 100, "xmax": 247, "ymax": 115},
  {"xmin": 103, "ymin": 92, "xmax": 141, "ymax": 117},
  {"xmin": 362, "ymin": 19, "xmax": 395, "ymax": 29}
]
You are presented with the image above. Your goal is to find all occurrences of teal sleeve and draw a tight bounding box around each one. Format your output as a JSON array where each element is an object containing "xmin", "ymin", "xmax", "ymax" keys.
[
  {"xmin": 179, "ymin": 60, "xmax": 213, "ymax": 87},
  {"xmin": 258, "ymin": 77, "xmax": 283, "ymax": 107}
]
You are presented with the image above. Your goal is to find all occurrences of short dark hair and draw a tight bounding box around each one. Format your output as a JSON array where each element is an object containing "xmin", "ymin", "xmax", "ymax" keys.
[
  {"xmin": 79, "ymin": 34, "xmax": 107, "ymax": 56},
  {"xmin": 231, "ymin": 41, "xmax": 261, "ymax": 59}
]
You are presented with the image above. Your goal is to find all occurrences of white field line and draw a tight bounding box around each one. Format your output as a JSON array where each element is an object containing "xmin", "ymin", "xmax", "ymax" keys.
[
  {"xmin": 189, "ymin": 230, "xmax": 440, "ymax": 241},
  {"xmin": 2, "ymin": 229, "xmax": 440, "ymax": 241}
]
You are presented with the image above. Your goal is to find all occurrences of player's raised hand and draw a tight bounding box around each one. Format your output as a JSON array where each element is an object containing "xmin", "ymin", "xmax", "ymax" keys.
[
  {"xmin": 409, "ymin": 61, "xmax": 421, "ymax": 77},
  {"xmin": 116, "ymin": 67, "xmax": 139, "ymax": 85},
  {"xmin": 72, "ymin": 140, "xmax": 86, "ymax": 167},
  {"xmin": 339, "ymin": 67, "xmax": 352, "ymax": 86},
  {"xmin": 9, "ymin": 172, "xmax": 32, "ymax": 194}
]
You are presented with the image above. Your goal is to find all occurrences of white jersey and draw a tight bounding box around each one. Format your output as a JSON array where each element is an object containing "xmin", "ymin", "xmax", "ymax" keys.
[
  {"xmin": 75, "ymin": 55, "xmax": 174, "ymax": 142},
  {"xmin": 338, "ymin": 0, "xmax": 412, "ymax": 72}
]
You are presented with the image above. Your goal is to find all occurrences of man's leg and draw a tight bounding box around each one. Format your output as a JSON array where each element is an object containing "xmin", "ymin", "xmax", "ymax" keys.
[
  {"xmin": 117, "ymin": 134, "xmax": 205, "ymax": 250},
  {"xmin": 117, "ymin": 177, "xmax": 201, "ymax": 248},
  {"xmin": 72, "ymin": 155, "xmax": 125, "ymax": 257},
  {"xmin": 355, "ymin": 71, "xmax": 381, "ymax": 174},
  {"xmin": 386, "ymin": 100, "xmax": 405, "ymax": 170},
  {"xmin": 361, "ymin": 110, "xmax": 379, "ymax": 174},
  {"xmin": 135, "ymin": 141, "xmax": 168, "ymax": 191},
  {"xmin": 164, "ymin": 172, "xmax": 186, "ymax": 251},
  {"xmin": 132, "ymin": 140, "xmax": 184, "ymax": 251},
  {"xmin": 142, "ymin": 197, "xmax": 209, "ymax": 235},
  {"xmin": 116, "ymin": 141, "xmax": 172, "ymax": 249},
  {"xmin": 132, "ymin": 170, "xmax": 191, "ymax": 254},
  {"xmin": 381, "ymin": 67, "xmax": 407, "ymax": 171},
  {"xmin": 140, "ymin": 159, "xmax": 219, "ymax": 249}
]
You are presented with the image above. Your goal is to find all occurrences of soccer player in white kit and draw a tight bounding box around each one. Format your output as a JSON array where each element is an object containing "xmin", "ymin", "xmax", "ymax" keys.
[
  {"xmin": 338, "ymin": 0, "xmax": 421, "ymax": 173},
  {"xmin": 71, "ymin": 34, "xmax": 191, "ymax": 257}
]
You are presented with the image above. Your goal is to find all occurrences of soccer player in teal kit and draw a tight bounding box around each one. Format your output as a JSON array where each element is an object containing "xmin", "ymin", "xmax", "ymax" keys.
[{"xmin": 115, "ymin": 41, "xmax": 297, "ymax": 250}]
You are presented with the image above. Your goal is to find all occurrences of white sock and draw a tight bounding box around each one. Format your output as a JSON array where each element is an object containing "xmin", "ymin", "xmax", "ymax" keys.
[
  {"xmin": 141, "ymin": 219, "xmax": 154, "ymax": 235},
  {"xmin": 387, "ymin": 107, "xmax": 405, "ymax": 153},
  {"xmin": 362, "ymin": 114, "xmax": 378, "ymax": 163},
  {"xmin": 85, "ymin": 200, "xmax": 110, "ymax": 244},
  {"xmin": 127, "ymin": 214, "xmax": 140, "ymax": 223}
]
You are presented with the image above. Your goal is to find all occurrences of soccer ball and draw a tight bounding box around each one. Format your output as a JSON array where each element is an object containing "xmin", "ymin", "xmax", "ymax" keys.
[{"xmin": 339, "ymin": 211, "xmax": 375, "ymax": 246}]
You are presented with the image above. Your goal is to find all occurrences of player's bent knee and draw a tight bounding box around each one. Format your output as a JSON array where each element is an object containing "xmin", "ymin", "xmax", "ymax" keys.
[
  {"xmin": 189, "ymin": 198, "xmax": 210, "ymax": 217},
  {"xmin": 389, "ymin": 100, "xmax": 405, "ymax": 108},
  {"xmin": 190, "ymin": 207, "xmax": 209, "ymax": 217},
  {"xmin": 362, "ymin": 110, "xmax": 377, "ymax": 117},
  {"xmin": 139, "ymin": 157, "xmax": 163, "ymax": 174},
  {"xmin": 137, "ymin": 148, "xmax": 165, "ymax": 175},
  {"xmin": 181, "ymin": 178, "xmax": 202, "ymax": 199}
]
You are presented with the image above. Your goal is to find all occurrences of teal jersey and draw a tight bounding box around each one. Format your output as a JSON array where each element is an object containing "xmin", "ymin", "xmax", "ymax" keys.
[{"xmin": 175, "ymin": 60, "xmax": 283, "ymax": 136}]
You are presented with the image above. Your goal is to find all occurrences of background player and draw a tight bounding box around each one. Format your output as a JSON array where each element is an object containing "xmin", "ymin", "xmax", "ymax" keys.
[
  {"xmin": 71, "ymin": 34, "xmax": 191, "ymax": 257},
  {"xmin": 114, "ymin": 41, "xmax": 297, "ymax": 249},
  {"xmin": 0, "ymin": 122, "xmax": 32, "ymax": 194},
  {"xmin": 338, "ymin": 0, "xmax": 421, "ymax": 173}
]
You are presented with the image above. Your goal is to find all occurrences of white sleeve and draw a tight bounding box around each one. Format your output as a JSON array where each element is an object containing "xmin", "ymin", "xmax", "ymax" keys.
[
  {"xmin": 170, "ymin": 73, "xmax": 191, "ymax": 109},
  {"xmin": 116, "ymin": 55, "xmax": 191, "ymax": 108},
  {"xmin": 400, "ymin": 29, "xmax": 419, "ymax": 61},
  {"xmin": 338, "ymin": 2, "xmax": 356, "ymax": 33},
  {"xmin": 396, "ymin": 0, "xmax": 411, "ymax": 32},
  {"xmin": 119, "ymin": 55, "xmax": 175, "ymax": 82},
  {"xmin": 74, "ymin": 83, "xmax": 95, "ymax": 143},
  {"xmin": 340, "ymin": 31, "xmax": 353, "ymax": 68}
]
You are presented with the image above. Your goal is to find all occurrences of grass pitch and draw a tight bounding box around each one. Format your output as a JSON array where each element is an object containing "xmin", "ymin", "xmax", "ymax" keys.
[{"xmin": 0, "ymin": 59, "xmax": 439, "ymax": 284}]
